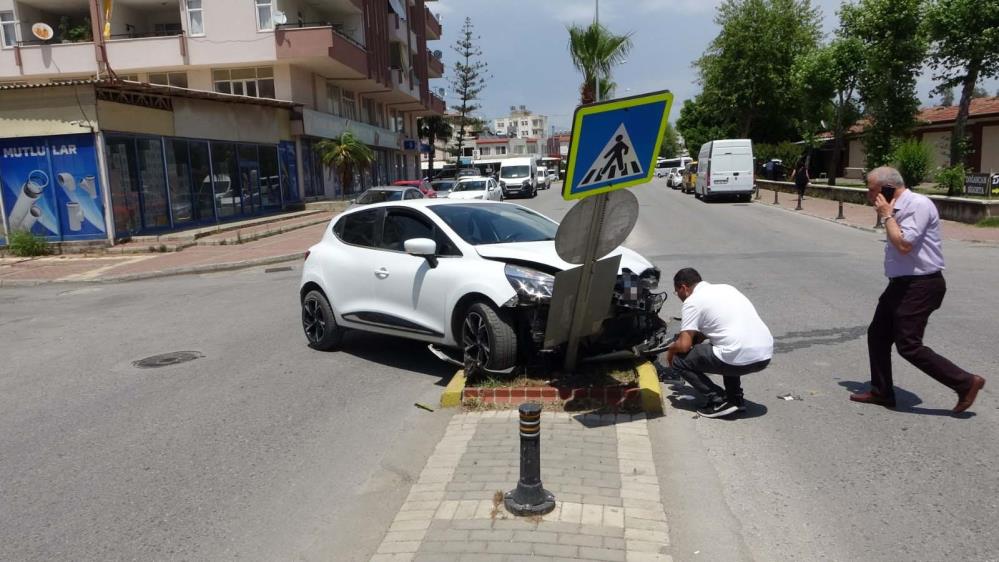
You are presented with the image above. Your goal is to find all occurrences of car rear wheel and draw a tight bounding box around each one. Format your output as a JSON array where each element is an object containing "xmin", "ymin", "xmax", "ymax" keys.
[
  {"xmin": 462, "ymin": 302, "xmax": 517, "ymax": 377},
  {"xmin": 302, "ymin": 290, "xmax": 343, "ymax": 351}
]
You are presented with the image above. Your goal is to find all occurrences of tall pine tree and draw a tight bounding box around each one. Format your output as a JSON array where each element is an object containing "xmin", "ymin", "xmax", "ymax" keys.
[{"xmin": 449, "ymin": 17, "xmax": 488, "ymax": 162}]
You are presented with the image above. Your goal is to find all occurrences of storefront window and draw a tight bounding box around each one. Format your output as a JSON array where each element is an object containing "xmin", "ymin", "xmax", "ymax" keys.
[
  {"xmin": 211, "ymin": 142, "xmax": 240, "ymax": 218},
  {"xmin": 238, "ymin": 145, "xmax": 260, "ymax": 215},
  {"xmin": 189, "ymin": 141, "xmax": 215, "ymax": 221},
  {"xmin": 137, "ymin": 138, "xmax": 170, "ymax": 229},
  {"xmin": 105, "ymin": 137, "xmax": 141, "ymax": 235},
  {"xmin": 259, "ymin": 146, "xmax": 281, "ymax": 208},
  {"xmin": 165, "ymin": 139, "xmax": 194, "ymax": 224}
]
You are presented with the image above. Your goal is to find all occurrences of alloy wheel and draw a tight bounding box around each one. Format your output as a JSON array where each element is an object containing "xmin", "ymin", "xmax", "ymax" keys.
[
  {"xmin": 303, "ymin": 297, "xmax": 327, "ymax": 343},
  {"xmin": 462, "ymin": 311, "xmax": 491, "ymax": 371}
]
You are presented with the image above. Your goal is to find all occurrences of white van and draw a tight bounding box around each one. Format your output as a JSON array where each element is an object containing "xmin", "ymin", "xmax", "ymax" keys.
[
  {"xmin": 695, "ymin": 140, "xmax": 755, "ymax": 201},
  {"xmin": 499, "ymin": 157, "xmax": 538, "ymax": 198},
  {"xmin": 536, "ymin": 166, "xmax": 550, "ymax": 190}
]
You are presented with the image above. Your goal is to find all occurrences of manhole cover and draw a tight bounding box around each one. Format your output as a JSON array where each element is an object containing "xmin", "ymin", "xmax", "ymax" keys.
[{"xmin": 133, "ymin": 351, "xmax": 204, "ymax": 369}]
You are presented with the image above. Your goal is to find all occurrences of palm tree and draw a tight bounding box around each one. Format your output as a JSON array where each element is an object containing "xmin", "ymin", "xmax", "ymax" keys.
[
  {"xmin": 315, "ymin": 131, "xmax": 375, "ymax": 196},
  {"xmin": 567, "ymin": 22, "xmax": 633, "ymax": 104},
  {"xmin": 418, "ymin": 115, "xmax": 454, "ymax": 179}
]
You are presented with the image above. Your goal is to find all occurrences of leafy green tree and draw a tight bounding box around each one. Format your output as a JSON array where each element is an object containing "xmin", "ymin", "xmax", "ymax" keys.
[
  {"xmin": 695, "ymin": 0, "xmax": 822, "ymax": 143},
  {"xmin": 893, "ymin": 139, "xmax": 933, "ymax": 188},
  {"xmin": 940, "ymin": 88, "xmax": 955, "ymax": 106},
  {"xmin": 418, "ymin": 115, "xmax": 453, "ymax": 179},
  {"xmin": 675, "ymin": 95, "xmax": 734, "ymax": 158},
  {"xmin": 567, "ymin": 22, "xmax": 633, "ymax": 104},
  {"xmin": 315, "ymin": 131, "xmax": 375, "ymax": 194},
  {"xmin": 925, "ymin": 0, "xmax": 999, "ymax": 166},
  {"xmin": 842, "ymin": 0, "xmax": 927, "ymax": 169},
  {"xmin": 792, "ymin": 37, "xmax": 863, "ymax": 184},
  {"xmin": 659, "ymin": 122, "xmax": 683, "ymax": 158},
  {"xmin": 450, "ymin": 17, "xmax": 489, "ymax": 161}
]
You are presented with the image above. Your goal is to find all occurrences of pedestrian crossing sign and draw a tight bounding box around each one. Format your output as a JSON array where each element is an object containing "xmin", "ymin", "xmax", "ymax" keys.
[{"xmin": 563, "ymin": 90, "xmax": 673, "ymax": 200}]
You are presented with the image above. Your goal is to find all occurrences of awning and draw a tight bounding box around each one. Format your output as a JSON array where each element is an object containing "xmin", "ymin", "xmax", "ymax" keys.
[{"xmin": 388, "ymin": 0, "xmax": 407, "ymax": 20}]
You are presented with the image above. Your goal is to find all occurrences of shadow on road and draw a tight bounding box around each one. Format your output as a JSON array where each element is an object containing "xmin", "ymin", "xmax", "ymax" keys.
[
  {"xmin": 339, "ymin": 332, "xmax": 455, "ymax": 385},
  {"xmin": 838, "ymin": 380, "xmax": 974, "ymax": 418},
  {"xmin": 662, "ymin": 379, "xmax": 769, "ymax": 420}
]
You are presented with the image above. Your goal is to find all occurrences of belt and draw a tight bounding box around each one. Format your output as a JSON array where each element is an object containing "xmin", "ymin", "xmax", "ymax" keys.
[{"xmin": 889, "ymin": 271, "xmax": 942, "ymax": 282}]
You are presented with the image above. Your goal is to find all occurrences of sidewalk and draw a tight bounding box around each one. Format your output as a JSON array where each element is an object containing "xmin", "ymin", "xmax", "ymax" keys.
[
  {"xmin": 371, "ymin": 411, "xmax": 671, "ymax": 562},
  {"xmin": 753, "ymin": 188, "xmax": 999, "ymax": 244},
  {"xmin": 0, "ymin": 217, "xmax": 330, "ymax": 286}
]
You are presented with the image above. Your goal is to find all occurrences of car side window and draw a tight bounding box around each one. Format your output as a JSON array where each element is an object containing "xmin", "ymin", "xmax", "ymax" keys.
[
  {"xmin": 404, "ymin": 189, "xmax": 418, "ymax": 200},
  {"xmin": 381, "ymin": 211, "xmax": 435, "ymax": 252},
  {"xmin": 335, "ymin": 209, "xmax": 379, "ymax": 247}
]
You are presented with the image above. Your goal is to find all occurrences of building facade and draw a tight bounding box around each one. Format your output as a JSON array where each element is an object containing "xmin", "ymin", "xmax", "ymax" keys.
[
  {"xmin": 493, "ymin": 106, "xmax": 548, "ymax": 140},
  {"xmin": 0, "ymin": 0, "xmax": 446, "ymax": 242}
]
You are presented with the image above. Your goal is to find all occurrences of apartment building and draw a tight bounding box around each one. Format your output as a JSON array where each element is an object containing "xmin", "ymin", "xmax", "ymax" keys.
[
  {"xmin": 0, "ymin": 0, "xmax": 445, "ymax": 242},
  {"xmin": 493, "ymin": 106, "xmax": 548, "ymax": 140}
]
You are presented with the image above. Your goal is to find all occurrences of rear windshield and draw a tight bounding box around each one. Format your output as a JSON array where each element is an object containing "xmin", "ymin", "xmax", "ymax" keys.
[
  {"xmin": 430, "ymin": 203, "xmax": 557, "ymax": 245},
  {"xmin": 433, "ymin": 181, "xmax": 456, "ymax": 191},
  {"xmin": 501, "ymin": 165, "xmax": 530, "ymax": 179},
  {"xmin": 453, "ymin": 180, "xmax": 487, "ymax": 192},
  {"xmin": 356, "ymin": 190, "xmax": 403, "ymax": 204}
]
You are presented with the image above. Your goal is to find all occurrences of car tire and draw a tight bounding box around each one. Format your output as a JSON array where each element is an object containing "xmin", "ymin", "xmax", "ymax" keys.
[
  {"xmin": 462, "ymin": 301, "xmax": 517, "ymax": 377},
  {"xmin": 302, "ymin": 290, "xmax": 343, "ymax": 351}
]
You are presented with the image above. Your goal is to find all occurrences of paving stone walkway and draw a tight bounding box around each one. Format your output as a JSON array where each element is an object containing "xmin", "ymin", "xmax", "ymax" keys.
[{"xmin": 371, "ymin": 411, "xmax": 671, "ymax": 562}]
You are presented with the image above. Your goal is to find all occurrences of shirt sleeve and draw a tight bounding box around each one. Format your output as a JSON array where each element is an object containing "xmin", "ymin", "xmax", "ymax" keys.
[
  {"xmin": 679, "ymin": 301, "xmax": 701, "ymax": 333},
  {"xmin": 898, "ymin": 201, "xmax": 932, "ymax": 245}
]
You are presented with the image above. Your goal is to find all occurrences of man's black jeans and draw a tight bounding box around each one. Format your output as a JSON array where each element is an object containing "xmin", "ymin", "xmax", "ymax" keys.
[{"xmin": 671, "ymin": 343, "xmax": 771, "ymax": 406}]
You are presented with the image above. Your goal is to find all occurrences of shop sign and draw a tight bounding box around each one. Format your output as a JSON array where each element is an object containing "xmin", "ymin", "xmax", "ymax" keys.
[
  {"xmin": 965, "ymin": 173, "xmax": 990, "ymax": 195},
  {"xmin": 0, "ymin": 134, "xmax": 107, "ymax": 242}
]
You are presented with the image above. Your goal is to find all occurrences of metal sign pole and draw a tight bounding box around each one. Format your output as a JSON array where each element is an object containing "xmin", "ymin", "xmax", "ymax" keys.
[{"xmin": 563, "ymin": 192, "xmax": 608, "ymax": 372}]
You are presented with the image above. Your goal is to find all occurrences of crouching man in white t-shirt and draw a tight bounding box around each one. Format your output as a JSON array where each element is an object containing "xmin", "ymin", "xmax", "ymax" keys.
[{"xmin": 665, "ymin": 268, "xmax": 774, "ymax": 418}]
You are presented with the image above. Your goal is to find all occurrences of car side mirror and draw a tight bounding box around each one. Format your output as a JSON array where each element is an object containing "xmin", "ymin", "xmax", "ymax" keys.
[{"xmin": 404, "ymin": 238, "xmax": 438, "ymax": 268}]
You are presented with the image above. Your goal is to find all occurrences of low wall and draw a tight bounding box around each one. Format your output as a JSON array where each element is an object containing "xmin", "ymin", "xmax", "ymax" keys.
[{"xmin": 756, "ymin": 180, "xmax": 999, "ymax": 224}]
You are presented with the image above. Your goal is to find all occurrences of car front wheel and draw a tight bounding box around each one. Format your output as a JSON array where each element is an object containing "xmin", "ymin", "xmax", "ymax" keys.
[
  {"xmin": 462, "ymin": 302, "xmax": 517, "ymax": 378},
  {"xmin": 302, "ymin": 290, "xmax": 344, "ymax": 351}
]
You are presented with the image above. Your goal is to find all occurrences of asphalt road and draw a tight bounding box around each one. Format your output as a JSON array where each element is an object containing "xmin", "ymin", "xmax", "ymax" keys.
[
  {"xmin": 0, "ymin": 266, "xmax": 454, "ymax": 561},
  {"xmin": 1, "ymin": 182, "xmax": 996, "ymax": 561},
  {"xmin": 523, "ymin": 181, "xmax": 999, "ymax": 562}
]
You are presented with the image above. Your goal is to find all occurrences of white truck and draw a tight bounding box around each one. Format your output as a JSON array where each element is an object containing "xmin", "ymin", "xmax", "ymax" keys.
[{"xmin": 695, "ymin": 139, "xmax": 755, "ymax": 202}]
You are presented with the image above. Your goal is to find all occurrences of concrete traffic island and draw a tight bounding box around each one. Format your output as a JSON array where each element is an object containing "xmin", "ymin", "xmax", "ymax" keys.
[{"xmin": 441, "ymin": 360, "xmax": 665, "ymax": 416}]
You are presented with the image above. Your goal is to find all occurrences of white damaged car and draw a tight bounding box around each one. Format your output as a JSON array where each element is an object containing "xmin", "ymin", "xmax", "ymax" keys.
[{"xmin": 299, "ymin": 200, "xmax": 667, "ymax": 375}]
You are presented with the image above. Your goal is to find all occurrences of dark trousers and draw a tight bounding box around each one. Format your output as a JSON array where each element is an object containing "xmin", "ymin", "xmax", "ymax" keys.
[
  {"xmin": 868, "ymin": 273, "xmax": 974, "ymax": 399},
  {"xmin": 671, "ymin": 343, "xmax": 771, "ymax": 406}
]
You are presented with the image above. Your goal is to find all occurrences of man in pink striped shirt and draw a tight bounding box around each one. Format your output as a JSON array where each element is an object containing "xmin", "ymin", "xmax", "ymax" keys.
[{"xmin": 850, "ymin": 166, "xmax": 986, "ymax": 414}]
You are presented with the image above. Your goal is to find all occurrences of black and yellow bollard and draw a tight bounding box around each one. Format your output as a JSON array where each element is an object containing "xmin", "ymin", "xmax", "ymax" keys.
[{"xmin": 504, "ymin": 403, "xmax": 556, "ymax": 516}]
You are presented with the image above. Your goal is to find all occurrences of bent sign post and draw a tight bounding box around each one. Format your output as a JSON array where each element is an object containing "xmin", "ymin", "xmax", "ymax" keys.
[{"xmin": 560, "ymin": 91, "xmax": 673, "ymax": 372}]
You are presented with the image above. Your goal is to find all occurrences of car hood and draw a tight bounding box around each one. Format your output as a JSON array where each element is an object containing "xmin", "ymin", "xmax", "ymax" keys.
[
  {"xmin": 475, "ymin": 241, "xmax": 653, "ymax": 274},
  {"xmin": 447, "ymin": 191, "xmax": 488, "ymax": 200}
]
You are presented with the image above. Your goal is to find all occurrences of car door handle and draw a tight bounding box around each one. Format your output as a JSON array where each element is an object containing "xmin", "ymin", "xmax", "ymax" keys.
[{"xmin": 374, "ymin": 267, "xmax": 390, "ymax": 279}]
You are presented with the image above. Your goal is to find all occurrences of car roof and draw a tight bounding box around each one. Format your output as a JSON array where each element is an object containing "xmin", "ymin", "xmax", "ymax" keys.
[
  {"xmin": 338, "ymin": 198, "xmax": 511, "ymax": 214},
  {"xmin": 456, "ymin": 176, "xmax": 491, "ymax": 182},
  {"xmin": 366, "ymin": 185, "xmax": 410, "ymax": 191}
]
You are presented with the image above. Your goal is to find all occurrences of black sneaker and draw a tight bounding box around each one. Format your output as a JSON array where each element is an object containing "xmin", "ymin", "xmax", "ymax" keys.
[{"xmin": 697, "ymin": 401, "xmax": 740, "ymax": 418}]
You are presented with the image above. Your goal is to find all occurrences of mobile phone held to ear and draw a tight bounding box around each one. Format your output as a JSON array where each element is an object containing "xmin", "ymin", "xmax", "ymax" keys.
[{"xmin": 881, "ymin": 185, "xmax": 896, "ymax": 202}]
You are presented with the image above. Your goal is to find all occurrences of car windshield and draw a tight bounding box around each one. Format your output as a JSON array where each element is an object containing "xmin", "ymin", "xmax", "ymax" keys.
[
  {"xmin": 453, "ymin": 181, "xmax": 487, "ymax": 192},
  {"xmin": 501, "ymin": 165, "xmax": 530, "ymax": 179},
  {"xmin": 430, "ymin": 203, "xmax": 558, "ymax": 245},
  {"xmin": 433, "ymin": 181, "xmax": 455, "ymax": 192},
  {"xmin": 356, "ymin": 190, "xmax": 403, "ymax": 204}
]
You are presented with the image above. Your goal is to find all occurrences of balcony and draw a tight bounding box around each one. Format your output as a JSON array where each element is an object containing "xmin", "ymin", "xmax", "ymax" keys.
[
  {"xmin": 427, "ymin": 51, "xmax": 444, "ymax": 78},
  {"xmin": 429, "ymin": 93, "xmax": 445, "ymax": 114},
  {"xmin": 390, "ymin": 67, "xmax": 420, "ymax": 101},
  {"xmin": 105, "ymin": 33, "xmax": 186, "ymax": 72},
  {"xmin": 387, "ymin": 12, "xmax": 408, "ymax": 45},
  {"xmin": 5, "ymin": 41, "xmax": 98, "ymax": 78},
  {"xmin": 425, "ymin": 7, "xmax": 442, "ymax": 40},
  {"xmin": 274, "ymin": 24, "xmax": 367, "ymax": 78}
]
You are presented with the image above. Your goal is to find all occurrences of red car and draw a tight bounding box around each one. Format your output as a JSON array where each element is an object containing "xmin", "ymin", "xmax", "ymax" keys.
[{"xmin": 392, "ymin": 179, "xmax": 436, "ymax": 198}]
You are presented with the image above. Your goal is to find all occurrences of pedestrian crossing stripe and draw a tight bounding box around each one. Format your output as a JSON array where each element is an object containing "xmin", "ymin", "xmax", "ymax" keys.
[
  {"xmin": 577, "ymin": 124, "xmax": 644, "ymax": 188},
  {"xmin": 563, "ymin": 90, "xmax": 673, "ymax": 201}
]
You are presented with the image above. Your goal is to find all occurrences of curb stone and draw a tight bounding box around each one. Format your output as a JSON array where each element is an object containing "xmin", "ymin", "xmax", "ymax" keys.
[
  {"xmin": 0, "ymin": 252, "xmax": 305, "ymax": 288},
  {"xmin": 440, "ymin": 370, "xmax": 466, "ymax": 408}
]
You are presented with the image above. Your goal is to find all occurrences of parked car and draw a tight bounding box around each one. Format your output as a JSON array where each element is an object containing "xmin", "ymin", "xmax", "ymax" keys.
[
  {"xmin": 456, "ymin": 168, "xmax": 481, "ymax": 179},
  {"xmin": 299, "ymin": 200, "xmax": 668, "ymax": 375},
  {"xmin": 667, "ymin": 168, "xmax": 684, "ymax": 189},
  {"xmin": 536, "ymin": 166, "xmax": 551, "ymax": 190},
  {"xmin": 695, "ymin": 139, "xmax": 755, "ymax": 202},
  {"xmin": 447, "ymin": 176, "xmax": 503, "ymax": 201},
  {"xmin": 499, "ymin": 157, "xmax": 538, "ymax": 198},
  {"xmin": 393, "ymin": 179, "xmax": 437, "ymax": 198},
  {"xmin": 547, "ymin": 169, "xmax": 558, "ymax": 184},
  {"xmin": 430, "ymin": 179, "xmax": 457, "ymax": 198},
  {"xmin": 352, "ymin": 186, "xmax": 424, "ymax": 206}
]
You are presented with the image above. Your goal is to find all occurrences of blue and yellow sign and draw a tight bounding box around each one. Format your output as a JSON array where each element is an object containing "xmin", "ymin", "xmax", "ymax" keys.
[{"xmin": 562, "ymin": 90, "xmax": 673, "ymax": 200}]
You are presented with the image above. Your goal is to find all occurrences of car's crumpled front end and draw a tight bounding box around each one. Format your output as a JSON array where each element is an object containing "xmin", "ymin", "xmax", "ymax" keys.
[{"xmin": 499, "ymin": 260, "xmax": 670, "ymax": 361}]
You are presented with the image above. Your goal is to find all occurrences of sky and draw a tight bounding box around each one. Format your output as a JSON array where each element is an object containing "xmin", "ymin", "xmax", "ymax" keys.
[{"xmin": 428, "ymin": 0, "xmax": 999, "ymax": 131}]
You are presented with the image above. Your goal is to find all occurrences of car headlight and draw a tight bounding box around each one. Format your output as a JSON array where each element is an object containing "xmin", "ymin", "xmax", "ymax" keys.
[{"xmin": 505, "ymin": 264, "xmax": 554, "ymax": 301}]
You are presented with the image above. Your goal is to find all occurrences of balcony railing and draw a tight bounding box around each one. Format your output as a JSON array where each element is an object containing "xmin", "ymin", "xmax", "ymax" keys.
[
  {"xmin": 276, "ymin": 21, "xmax": 364, "ymax": 49},
  {"xmin": 425, "ymin": 6, "xmax": 442, "ymax": 38},
  {"xmin": 108, "ymin": 30, "xmax": 184, "ymax": 40}
]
